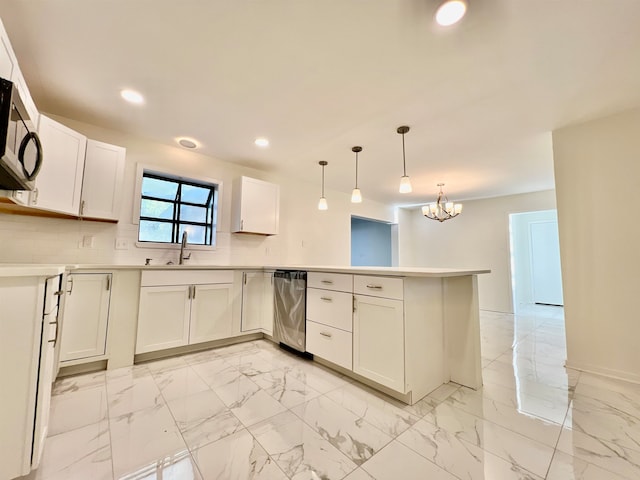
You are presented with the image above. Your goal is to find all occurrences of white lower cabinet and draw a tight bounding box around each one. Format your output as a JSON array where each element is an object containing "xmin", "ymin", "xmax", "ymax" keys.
[
  {"xmin": 60, "ymin": 273, "xmax": 111, "ymax": 362},
  {"xmin": 353, "ymin": 294, "xmax": 405, "ymax": 392},
  {"xmin": 240, "ymin": 271, "xmax": 274, "ymax": 335},
  {"xmin": 189, "ymin": 284, "xmax": 233, "ymax": 344},
  {"xmin": 136, "ymin": 270, "xmax": 233, "ymax": 355},
  {"xmin": 136, "ymin": 285, "xmax": 191, "ymax": 354},
  {"xmin": 306, "ymin": 321, "xmax": 352, "ymax": 370}
]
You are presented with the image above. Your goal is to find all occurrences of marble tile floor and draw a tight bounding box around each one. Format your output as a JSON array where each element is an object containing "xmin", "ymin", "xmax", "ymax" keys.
[{"xmin": 25, "ymin": 306, "xmax": 640, "ymax": 480}]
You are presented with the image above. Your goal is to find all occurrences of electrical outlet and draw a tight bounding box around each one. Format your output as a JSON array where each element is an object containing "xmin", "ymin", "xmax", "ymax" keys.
[
  {"xmin": 82, "ymin": 235, "xmax": 95, "ymax": 248},
  {"xmin": 115, "ymin": 238, "xmax": 129, "ymax": 250}
]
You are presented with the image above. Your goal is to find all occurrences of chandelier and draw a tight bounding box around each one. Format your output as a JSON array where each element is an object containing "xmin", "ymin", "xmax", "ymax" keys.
[{"xmin": 422, "ymin": 184, "xmax": 463, "ymax": 222}]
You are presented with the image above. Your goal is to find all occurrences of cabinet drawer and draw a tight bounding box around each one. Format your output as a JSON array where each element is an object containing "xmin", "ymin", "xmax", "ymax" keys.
[
  {"xmin": 307, "ymin": 288, "xmax": 352, "ymax": 332},
  {"xmin": 308, "ymin": 272, "xmax": 353, "ymax": 292},
  {"xmin": 141, "ymin": 270, "xmax": 233, "ymax": 287},
  {"xmin": 354, "ymin": 275, "xmax": 403, "ymax": 300},
  {"xmin": 306, "ymin": 321, "xmax": 352, "ymax": 370}
]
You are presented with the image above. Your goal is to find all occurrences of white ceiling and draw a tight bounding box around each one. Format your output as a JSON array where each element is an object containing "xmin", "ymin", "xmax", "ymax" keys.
[{"xmin": 2, "ymin": 0, "xmax": 640, "ymax": 205}]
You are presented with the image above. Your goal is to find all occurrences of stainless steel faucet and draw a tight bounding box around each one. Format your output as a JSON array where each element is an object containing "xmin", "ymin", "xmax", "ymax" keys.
[{"xmin": 179, "ymin": 231, "xmax": 191, "ymax": 264}]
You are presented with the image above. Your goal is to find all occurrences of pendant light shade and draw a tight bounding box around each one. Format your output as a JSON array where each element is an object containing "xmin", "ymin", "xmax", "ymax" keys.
[
  {"xmin": 318, "ymin": 161, "xmax": 328, "ymax": 210},
  {"xmin": 397, "ymin": 126, "xmax": 412, "ymax": 193},
  {"xmin": 351, "ymin": 146, "xmax": 363, "ymax": 203},
  {"xmin": 435, "ymin": 0, "xmax": 468, "ymax": 27}
]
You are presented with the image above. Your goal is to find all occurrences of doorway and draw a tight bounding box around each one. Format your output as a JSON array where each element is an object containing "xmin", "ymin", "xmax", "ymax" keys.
[
  {"xmin": 509, "ymin": 210, "xmax": 564, "ymax": 311},
  {"xmin": 351, "ymin": 216, "xmax": 393, "ymax": 267}
]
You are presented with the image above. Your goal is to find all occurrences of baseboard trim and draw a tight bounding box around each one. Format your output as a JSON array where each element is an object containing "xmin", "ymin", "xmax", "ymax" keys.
[{"xmin": 565, "ymin": 360, "xmax": 640, "ymax": 385}]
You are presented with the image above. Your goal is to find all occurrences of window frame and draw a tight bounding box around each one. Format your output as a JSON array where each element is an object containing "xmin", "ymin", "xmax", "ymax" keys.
[{"xmin": 133, "ymin": 164, "xmax": 222, "ymax": 250}]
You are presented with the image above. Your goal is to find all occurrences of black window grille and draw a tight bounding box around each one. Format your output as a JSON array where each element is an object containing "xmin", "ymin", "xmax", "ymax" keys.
[{"xmin": 138, "ymin": 171, "xmax": 218, "ymax": 246}]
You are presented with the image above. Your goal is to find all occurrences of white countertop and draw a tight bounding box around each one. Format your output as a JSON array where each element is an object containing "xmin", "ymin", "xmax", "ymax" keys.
[
  {"xmin": 0, "ymin": 265, "xmax": 66, "ymax": 278},
  {"xmin": 0, "ymin": 264, "xmax": 490, "ymax": 278},
  {"xmin": 69, "ymin": 264, "xmax": 490, "ymax": 277}
]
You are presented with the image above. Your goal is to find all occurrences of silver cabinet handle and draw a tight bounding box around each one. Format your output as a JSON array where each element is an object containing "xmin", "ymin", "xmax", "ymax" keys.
[
  {"xmin": 106, "ymin": 275, "xmax": 111, "ymax": 291},
  {"xmin": 366, "ymin": 284, "xmax": 383, "ymax": 290},
  {"xmin": 67, "ymin": 276, "xmax": 74, "ymax": 295},
  {"xmin": 319, "ymin": 331, "xmax": 332, "ymax": 338},
  {"xmin": 80, "ymin": 200, "xmax": 85, "ymax": 215},
  {"xmin": 192, "ymin": 285, "xmax": 196, "ymax": 299},
  {"xmin": 321, "ymin": 280, "xmax": 333, "ymax": 285},
  {"xmin": 32, "ymin": 188, "xmax": 38, "ymax": 205},
  {"xmin": 320, "ymin": 296, "xmax": 332, "ymax": 302},
  {"xmin": 353, "ymin": 296, "xmax": 356, "ymax": 312}
]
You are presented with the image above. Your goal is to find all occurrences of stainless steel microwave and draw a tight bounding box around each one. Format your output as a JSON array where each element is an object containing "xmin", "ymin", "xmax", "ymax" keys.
[{"xmin": 0, "ymin": 77, "xmax": 42, "ymax": 190}]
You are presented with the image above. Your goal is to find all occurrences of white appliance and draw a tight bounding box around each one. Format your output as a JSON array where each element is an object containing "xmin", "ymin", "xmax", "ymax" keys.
[{"xmin": 0, "ymin": 76, "xmax": 42, "ymax": 191}]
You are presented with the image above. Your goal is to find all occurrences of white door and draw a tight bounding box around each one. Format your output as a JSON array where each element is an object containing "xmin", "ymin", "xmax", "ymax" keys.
[
  {"xmin": 136, "ymin": 285, "xmax": 191, "ymax": 354},
  {"xmin": 353, "ymin": 295, "xmax": 405, "ymax": 392},
  {"xmin": 60, "ymin": 273, "xmax": 111, "ymax": 362},
  {"xmin": 34, "ymin": 115, "xmax": 86, "ymax": 215},
  {"xmin": 530, "ymin": 221, "xmax": 564, "ymax": 306},
  {"xmin": 189, "ymin": 284, "xmax": 233, "ymax": 344},
  {"xmin": 241, "ymin": 272, "xmax": 264, "ymax": 332},
  {"xmin": 80, "ymin": 140, "xmax": 126, "ymax": 220}
]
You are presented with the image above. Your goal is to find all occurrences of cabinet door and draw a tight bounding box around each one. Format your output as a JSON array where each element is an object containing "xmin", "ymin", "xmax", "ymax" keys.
[
  {"xmin": 353, "ymin": 295, "xmax": 405, "ymax": 392},
  {"xmin": 189, "ymin": 284, "xmax": 233, "ymax": 344},
  {"xmin": 60, "ymin": 273, "xmax": 111, "ymax": 362},
  {"xmin": 241, "ymin": 272, "xmax": 264, "ymax": 332},
  {"xmin": 0, "ymin": 23, "xmax": 15, "ymax": 82},
  {"xmin": 80, "ymin": 140, "xmax": 126, "ymax": 220},
  {"xmin": 233, "ymin": 176, "xmax": 279, "ymax": 234},
  {"xmin": 262, "ymin": 272, "xmax": 274, "ymax": 335},
  {"xmin": 136, "ymin": 285, "xmax": 191, "ymax": 354},
  {"xmin": 34, "ymin": 115, "xmax": 86, "ymax": 215}
]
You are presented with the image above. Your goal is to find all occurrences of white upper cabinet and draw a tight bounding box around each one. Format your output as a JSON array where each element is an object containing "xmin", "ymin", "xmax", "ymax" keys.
[
  {"xmin": 80, "ymin": 140, "xmax": 125, "ymax": 220},
  {"xmin": 0, "ymin": 21, "xmax": 15, "ymax": 81},
  {"xmin": 34, "ymin": 115, "xmax": 86, "ymax": 215},
  {"xmin": 231, "ymin": 176, "xmax": 279, "ymax": 235},
  {"xmin": 0, "ymin": 19, "xmax": 38, "ymax": 126}
]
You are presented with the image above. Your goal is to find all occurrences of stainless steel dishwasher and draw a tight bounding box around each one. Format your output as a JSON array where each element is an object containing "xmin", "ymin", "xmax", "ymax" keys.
[{"xmin": 273, "ymin": 270, "xmax": 307, "ymax": 353}]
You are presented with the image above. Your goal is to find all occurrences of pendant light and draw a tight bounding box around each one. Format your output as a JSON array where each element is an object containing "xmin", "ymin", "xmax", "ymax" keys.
[
  {"xmin": 397, "ymin": 126, "xmax": 412, "ymax": 193},
  {"xmin": 351, "ymin": 146, "xmax": 363, "ymax": 203},
  {"xmin": 318, "ymin": 161, "xmax": 328, "ymax": 210}
]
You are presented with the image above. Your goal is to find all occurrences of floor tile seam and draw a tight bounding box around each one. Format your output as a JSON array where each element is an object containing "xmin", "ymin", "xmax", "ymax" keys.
[
  {"xmin": 242, "ymin": 427, "xmax": 295, "ymax": 480},
  {"xmin": 424, "ymin": 402, "xmax": 560, "ymax": 455},
  {"xmin": 553, "ymin": 426, "xmax": 640, "ymax": 480},
  {"xmin": 159, "ymin": 388, "xmax": 209, "ymax": 480},
  {"xmin": 289, "ymin": 393, "xmax": 397, "ymax": 448},
  {"xmin": 104, "ymin": 385, "xmax": 117, "ymax": 480},
  {"xmin": 395, "ymin": 429, "xmax": 537, "ymax": 480},
  {"xmin": 560, "ymin": 419, "xmax": 640, "ymax": 457},
  {"xmin": 444, "ymin": 396, "xmax": 566, "ymax": 436}
]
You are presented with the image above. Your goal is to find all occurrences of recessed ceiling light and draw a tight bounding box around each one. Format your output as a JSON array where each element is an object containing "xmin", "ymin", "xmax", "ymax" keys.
[
  {"xmin": 120, "ymin": 89, "xmax": 144, "ymax": 104},
  {"xmin": 254, "ymin": 137, "xmax": 269, "ymax": 147},
  {"xmin": 435, "ymin": 0, "xmax": 468, "ymax": 27},
  {"xmin": 178, "ymin": 138, "xmax": 198, "ymax": 149}
]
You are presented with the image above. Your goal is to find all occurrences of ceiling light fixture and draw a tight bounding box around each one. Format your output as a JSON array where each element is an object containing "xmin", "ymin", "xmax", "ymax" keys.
[
  {"xmin": 351, "ymin": 146, "xmax": 363, "ymax": 203},
  {"xmin": 397, "ymin": 126, "xmax": 412, "ymax": 194},
  {"xmin": 178, "ymin": 138, "xmax": 198, "ymax": 149},
  {"xmin": 318, "ymin": 161, "xmax": 328, "ymax": 210},
  {"xmin": 422, "ymin": 183, "xmax": 463, "ymax": 222},
  {"xmin": 435, "ymin": 0, "xmax": 468, "ymax": 27},
  {"xmin": 255, "ymin": 137, "xmax": 269, "ymax": 147},
  {"xmin": 120, "ymin": 89, "xmax": 144, "ymax": 104}
]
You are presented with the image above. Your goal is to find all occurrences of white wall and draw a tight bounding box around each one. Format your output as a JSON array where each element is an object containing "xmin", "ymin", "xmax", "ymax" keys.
[
  {"xmin": 510, "ymin": 209, "xmax": 560, "ymax": 307},
  {"xmin": 0, "ymin": 115, "xmax": 394, "ymax": 266},
  {"xmin": 400, "ymin": 190, "xmax": 557, "ymax": 313},
  {"xmin": 553, "ymin": 107, "xmax": 640, "ymax": 383}
]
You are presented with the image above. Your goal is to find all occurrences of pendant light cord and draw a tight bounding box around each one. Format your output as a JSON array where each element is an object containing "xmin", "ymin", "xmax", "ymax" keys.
[
  {"xmin": 402, "ymin": 133, "xmax": 407, "ymax": 176},
  {"xmin": 355, "ymin": 151, "xmax": 359, "ymax": 189},
  {"xmin": 321, "ymin": 164, "xmax": 325, "ymax": 196}
]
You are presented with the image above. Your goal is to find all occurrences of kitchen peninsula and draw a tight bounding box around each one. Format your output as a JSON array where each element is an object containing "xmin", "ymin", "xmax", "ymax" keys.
[{"xmin": 63, "ymin": 264, "xmax": 489, "ymax": 405}]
